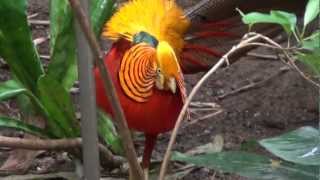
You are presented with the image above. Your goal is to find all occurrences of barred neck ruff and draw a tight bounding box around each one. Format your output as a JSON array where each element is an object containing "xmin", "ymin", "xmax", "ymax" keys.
[{"xmin": 119, "ymin": 43, "xmax": 157, "ymax": 102}]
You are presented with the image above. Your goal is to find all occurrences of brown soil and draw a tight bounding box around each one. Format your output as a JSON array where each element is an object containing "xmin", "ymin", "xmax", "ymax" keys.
[{"xmin": 0, "ymin": 0, "xmax": 318, "ymax": 179}]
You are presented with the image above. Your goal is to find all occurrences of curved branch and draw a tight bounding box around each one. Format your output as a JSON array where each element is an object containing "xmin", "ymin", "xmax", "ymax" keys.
[{"xmin": 158, "ymin": 33, "xmax": 262, "ymax": 180}]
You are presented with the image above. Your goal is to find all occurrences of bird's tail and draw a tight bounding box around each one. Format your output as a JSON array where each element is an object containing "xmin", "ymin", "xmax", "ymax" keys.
[
  {"xmin": 178, "ymin": 0, "xmax": 307, "ymax": 74},
  {"xmin": 180, "ymin": 19, "xmax": 238, "ymax": 73}
]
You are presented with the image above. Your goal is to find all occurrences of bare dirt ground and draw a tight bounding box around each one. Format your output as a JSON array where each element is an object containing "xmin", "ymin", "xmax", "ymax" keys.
[{"xmin": 0, "ymin": 0, "xmax": 318, "ymax": 179}]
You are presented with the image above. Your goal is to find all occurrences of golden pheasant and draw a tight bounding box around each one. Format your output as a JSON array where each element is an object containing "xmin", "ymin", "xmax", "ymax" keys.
[{"xmin": 94, "ymin": 0, "xmax": 232, "ymax": 177}]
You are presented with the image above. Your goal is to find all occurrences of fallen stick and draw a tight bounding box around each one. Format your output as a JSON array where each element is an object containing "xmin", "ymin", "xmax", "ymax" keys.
[
  {"xmin": 217, "ymin": 66, "xmax": 290, "ymax": 100},
  {"xmin": 0, "ymin": 135, "xmax": 125, "ymax": 167}
]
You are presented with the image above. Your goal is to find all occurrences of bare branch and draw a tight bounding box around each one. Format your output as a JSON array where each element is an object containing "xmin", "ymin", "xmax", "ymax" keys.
[
  {"xmin": 217, "ymin": 66, "xmax": 289, "ymax": 99},
  {"xmin": 27, "ymin": 13, "xmax": 39, "ymax": 19},
  {"xmin": 0, "ymin": 135, "xmax": 124, "ymax": 167},
  {"xmin": 28, "ymin": 20, "xmax": 50, "ymax": 25},
  {"xmin": 158, "ymin": 33, "xmax": 263, "ymax": 180}
]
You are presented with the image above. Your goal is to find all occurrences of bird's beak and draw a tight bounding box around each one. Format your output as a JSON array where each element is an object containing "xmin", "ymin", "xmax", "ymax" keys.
[{"xmin": 167, "ymin": 77, "xmax": 177, "ymax": 94}]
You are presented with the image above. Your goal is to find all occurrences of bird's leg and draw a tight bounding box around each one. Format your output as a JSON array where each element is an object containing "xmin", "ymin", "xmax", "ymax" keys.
[{"xmin": 142, "ymin": 134, "xmax": 158, "ymax": 180}]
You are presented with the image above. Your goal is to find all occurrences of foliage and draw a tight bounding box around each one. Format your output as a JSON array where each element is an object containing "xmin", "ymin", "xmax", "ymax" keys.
[
  {"xmin": 238, "ymin": 0, "xmax": 320, "ymax": 76},
  {"xmin": 173, "ymin": 127, "xmax": 320, "ymax": 180},
  {"xmin": 238, "ymin": 9, "xmax": 297, "ymax": 35},
  {"xmin": 172, "ymin": 0, "xmax": 320, "ymax": 179},
  {"xmin": 259, "ymin": 127, "xmax": 320, "ymax": 166},
  {"xmin": 0, "ymin": 0, "xmax": 122, "ymax": 153},
  {"xmin": 98, "ymin": 110, "xmax": 123, "ymax": 155}
]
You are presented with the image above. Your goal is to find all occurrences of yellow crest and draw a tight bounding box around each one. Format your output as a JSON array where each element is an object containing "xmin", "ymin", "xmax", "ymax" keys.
[{"xmin": 102, "ymin": 0, "xmax": 190, "ymax": 52}]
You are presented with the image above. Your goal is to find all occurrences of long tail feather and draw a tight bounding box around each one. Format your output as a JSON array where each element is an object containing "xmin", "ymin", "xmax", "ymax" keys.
[
  {"xmin": 184, "ymin": 43, "xmax": 222, "ymax": 57},
  {"xmin": 180, "ymin": 52, "xmax": 210, "ymax": 73},
  {"xmin": 192, "ymin": 31, "xmax": 237, "ymax": 39},
  {"xmin": 195, "ymin": 21, "xmax": 233, "ymax": 30}
]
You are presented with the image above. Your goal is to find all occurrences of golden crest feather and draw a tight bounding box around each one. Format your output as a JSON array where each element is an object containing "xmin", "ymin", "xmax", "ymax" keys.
[{"xmin": 102, "ymin": 0, "xmax": 190, "ymax": 52}]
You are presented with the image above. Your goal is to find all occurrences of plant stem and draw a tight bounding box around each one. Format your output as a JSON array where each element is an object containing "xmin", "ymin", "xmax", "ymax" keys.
[
  {"xmin": 74, "ymin": 0, "xmax": 100, "ymax": 179},
  {"xmin": 67, "ymin": 0, "xmax": 144, "ymax": 179}
]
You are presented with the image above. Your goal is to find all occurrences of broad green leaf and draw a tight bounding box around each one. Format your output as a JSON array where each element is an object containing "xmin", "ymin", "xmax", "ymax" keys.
[
  {"xmin": 172, "ymin": 151, "xmax": 319, "ymax": 180},
  {"xmin": 38, "ymin": 75, "xmax": 80, "ymax": 137},
  {"xmin": 239, "ymin": 10, "xmax": 297, "ymax": 35},
  {"xmin": 48, "ymin": 0, "xmax": 116, "ymax": 90},
  {"xmin": 302, "ymin": 30, "xmax": 320, "ymax": 50},
  {"xmin": 0, "ymin": 116, "xmax": 54, "ymax": 138},
  {"xmin": 0, "ymin": 80, "xmax": 26, "ymax": 101},
  {"xmin": 304, "ymin": 0, "xmax": 320, "ymax": 27},
  {"xmin": 260, "ymin": 126, "xmax": 320, "ymax": 166},
  {"xmin": 10, "ymin": 86, "xmax": 66, "ymax": 138},
  {"xmin": 48, "ymin": 0, "xmax": 77, "ymax": 90},
  {"xmin": 90, "ymin": 0, "xmax": 116, "ymax": 37},
  {"xmin": 98, "ymin": 110, "xmax": 123, "ymax": 155},
  {"xmin": 271, "ymin": 11, "xmax": 297, "ymax": 33},
  {"xmin": 0, "ymin": 79, "xmax": 48, "ymax": 119},
  {"xmin": 298, "ymin": 51, "xmax": 320, "ymax": 75},
  {"xmin": 0, "ymin": 0, "xmax": 44, "ymax": 94}
]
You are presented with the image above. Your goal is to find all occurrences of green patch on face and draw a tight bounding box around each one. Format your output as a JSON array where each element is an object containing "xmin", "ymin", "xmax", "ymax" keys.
[{"xmin": 133, "ymin": 31, "xmax": 158, "ymax": 47}]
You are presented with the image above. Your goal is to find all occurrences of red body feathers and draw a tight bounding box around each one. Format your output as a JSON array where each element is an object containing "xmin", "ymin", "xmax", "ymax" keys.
[{"xmin": 95, "ymin": 40, "xmax": 183, "ymax": 135}]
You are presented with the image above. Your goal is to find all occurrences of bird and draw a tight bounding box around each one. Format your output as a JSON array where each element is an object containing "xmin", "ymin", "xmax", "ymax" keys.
[
  {"xmin": 94, "ymin": 0, "xmax": 311, "ymax": 179},
  {"xmin": 94, "ymin": 0, "xmax": 233, "ymax": 178}
]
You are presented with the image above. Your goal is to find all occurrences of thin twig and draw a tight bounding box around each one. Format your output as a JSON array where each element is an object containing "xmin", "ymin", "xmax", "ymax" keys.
[
  {"xmin": 246, "ymin": 32, "xmax": 320, "ymax": 88},
  {"xmin": 33, "ymin": 36, "xmax": 49, "ymax": 46},
  {"xmin": 158, "ymin": 33, "xmax": 262, "ymax": 180},
  {"xmin": 286, "ymin": 55, "xmax": 320, "ymax": 88},
  {"xmin": 159, "ymin": 32, "xmax": 320, "ymax": 179},
  {"xmin": 27, "ymin": 13, "xmax": 39, "ymax": 19},
  {"xmin": 39, "ymin": 55, "xmax": 50, "ymax": 60},
  {"xmin": 217, "ymin": 67, "xmax": 290, "ymax": 99},
  {"xmin": 0, "ymin": 135, "xmax": 124, "ymax": 167},
  {"xmin": 28, "ymin": 20, "xmax": 50, "ymax": 25},
  {"xmin": 247, "ymin": 52, "xmax": 279, "ymax": 60},
  {"xmin": 67, "ymin": 1, "xmax": 144, "ymax": 179},
  {"xmin": 186, "ymin": 110, "xmax": 223, "ymax": 127}
]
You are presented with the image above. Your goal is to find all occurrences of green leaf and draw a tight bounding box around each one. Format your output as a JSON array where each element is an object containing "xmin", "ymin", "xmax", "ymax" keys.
[
  {"xmin": 172, "ymin": 151, "xmax": 319, "ymax": 180},
  {"xmin": 0, "ymin": 80, "xmax": 47, "ymax": 118},
  {"xmin": 38, "ymin": 75, "xmax": 80, "ymax": 137},
  {"xmin": 98, "ymin": 110, "xmax": 123, "ymax": 155},
  {"xmin": 0, "ymin": 80, "xmax": 27, "ymax": 101},
  {"xmin": 0, "ymin": 0, "xmax": 44, "ymax": 94},
  {"xmin": 304, "ymin": 0, "xmax": 320, "ymax": 27},
  {"xmin": 298, "ymin": 51, "xmax": 320, "ymax": 75},
  {"xmin": 48, "ymin": 0, "xmax": 116, "ymax": 90},
  {"xmin": 48, "ymin": 0, "xmax": 78, "ymax": 90},
  {"xmin": 90, "ymin": 0, "xmax": 116, "ymax": 37},
  {"xmin": 302, "ymin": 30, "xmax": 320, "ymax": 50},
  {"xmin": 0, "ymin": 116, "xmax": 54, "ymax": 138},
  {"xmin": 239, "ymin": 10, "xmax": 297, "ymax": 35},
  {"xmin": 260, "ymin": 126, "xmax": 320, "ymax": 166}
]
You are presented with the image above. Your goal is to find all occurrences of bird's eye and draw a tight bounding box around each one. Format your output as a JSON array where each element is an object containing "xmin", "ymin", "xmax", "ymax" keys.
[{"xmin": 156, "ymin": 68, "xmax": 161, "ymax": 73}]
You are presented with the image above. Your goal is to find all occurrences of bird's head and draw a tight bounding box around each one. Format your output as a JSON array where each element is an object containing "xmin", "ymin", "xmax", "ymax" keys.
[
  {"xmin": 155, "ymin": 41, "xmax": 181, "ymax": 94},
  {"xmin": 132, "ymin": 31, "xmax": 182, "ymax": 94}
]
